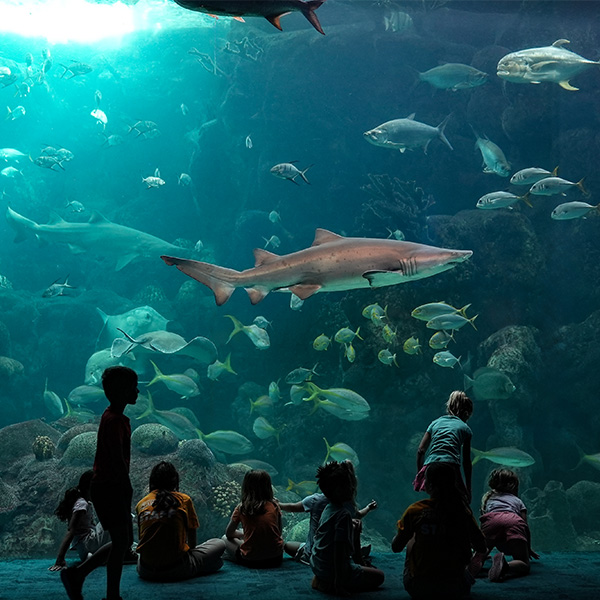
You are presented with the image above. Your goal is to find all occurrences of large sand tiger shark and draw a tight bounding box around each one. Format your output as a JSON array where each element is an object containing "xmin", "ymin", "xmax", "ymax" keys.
[
  {"xmin": 161, "ymin": 228, "xmax": 473, "ymax": 305},
  {"xmin": 6, "ymin": 206, "xmax": 183, "ymax": 270}
]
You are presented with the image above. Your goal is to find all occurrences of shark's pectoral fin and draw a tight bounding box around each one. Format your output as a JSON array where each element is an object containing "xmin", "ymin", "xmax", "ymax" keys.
[
  {"xmin": 115, "ymin": 253, "xmax": 138, "ymax": 271},
  {"xmin": 363, "ymin": 270, "xmax": 406, "ymax": 287},
  {"xmin": 246, "ymin": 287, "xmax": 269, "ymax": 304},
  {"xmin": 265, "ymin": 12, "xmax": 290, "ymax": 31},
  {"xmin": 288, "ymin": 283, "xmax": 322, "ymax": 300},
  {"xmin": 68, "ymin": 244, "xmax": 86, "ymax": 254}
]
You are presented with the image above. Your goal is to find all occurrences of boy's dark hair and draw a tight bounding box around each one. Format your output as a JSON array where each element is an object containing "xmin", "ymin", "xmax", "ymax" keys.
[
  {"xmin": 101, "ymin": 366, "xmax": 137, "ymax": 402},
  {"xmin": 315, "ymin": 461, "xmax": 357, "ymax": 505},
  {"xmin": 425, "ymin": 462, "xmax": 472, "ymax": 521},
  {"xmin": 240, "ymin": 469, "xmax": 273, "ymax": 516},
  {"xmin": 149, "ymin": 461, "xmax": 181, "ymax": 513},
  {"xmin": 54, "ymin": 470, "xmax": 94, "ymax": 522}
]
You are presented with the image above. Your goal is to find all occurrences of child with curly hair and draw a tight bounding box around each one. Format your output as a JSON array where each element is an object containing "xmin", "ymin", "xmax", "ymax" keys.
[{"xmin": 310, "ymin": 461, "xmax": 384, "ymax": 595}]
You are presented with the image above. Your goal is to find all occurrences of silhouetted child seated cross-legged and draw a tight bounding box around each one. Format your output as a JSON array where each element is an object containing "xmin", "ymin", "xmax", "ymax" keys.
[{"xmin": 309, "ymin": 460, "xmax": 385, "ymax": 595}]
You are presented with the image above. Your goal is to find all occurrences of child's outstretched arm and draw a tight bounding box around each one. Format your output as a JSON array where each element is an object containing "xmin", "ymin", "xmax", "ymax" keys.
[
  {"xmin": 357, "ymin": 500, "xmax": 377, "ymax": 518},
  {"xmin": 49, "ymin": 509, "xmax": 87, "ymax": 570},
  {"xmin": 276, "ymin": 500, "xmax": 304, "ymax": 513}
]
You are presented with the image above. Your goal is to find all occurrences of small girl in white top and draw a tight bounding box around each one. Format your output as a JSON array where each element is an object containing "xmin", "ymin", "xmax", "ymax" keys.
[
  {"xmin": 471, "ymin": 468, "xmax": 539, "ymax": 582},
  {"xmin": 50, "ymin": 471, "xmax": 110, "ymax": 570}
]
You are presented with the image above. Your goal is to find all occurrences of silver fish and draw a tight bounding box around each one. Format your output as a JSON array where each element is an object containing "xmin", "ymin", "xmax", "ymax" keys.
[
  {"xmin": 270, "ymin": 161, "xmax": 312, "ymax": 185},
  {"xmin": 497, "ymin": 39, "xmax": 600, "ymax": 91},
  {"xmin": 364, "ymin": 113, "xmax": 453, "ymax": 153},
  {"xmin": 551, "ymin": 201, "xmax": 599, "ymax": 220},
  {"xmin": 510, "ymin": 166, "xmax": 558, "ymax": 186},
  {"xmin": 418, "ymin": 63, "xmax": 488, "ymax": 91},
  {"xmin": 472, "ymin": 129, "xmax": 510, "ymax": 177}
]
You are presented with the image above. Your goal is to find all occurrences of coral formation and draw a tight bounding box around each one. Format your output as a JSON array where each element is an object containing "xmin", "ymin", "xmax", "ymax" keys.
[
  {"xmin": 60, "ymin": 432, "xmax": 98, "ymax": 466},
  {"xmin": 131, "ymin": 423, "xmax": 179, "ymax": 455},
  {"xmin": 210, "ymin": 480, "xmax": 240, "ymax": 518},
  {"xmin": 178, "ymin": 439, "xmax": 216, "ymax": 468},
  {"xmin": 32, "ymin": 436, "xmax": 55, "ymax": 461}
]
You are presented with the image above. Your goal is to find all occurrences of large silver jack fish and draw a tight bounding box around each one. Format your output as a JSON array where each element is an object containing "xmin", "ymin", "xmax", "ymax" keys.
[
  {"xmin": 173, "ymin": 0, "xmax": 327, "ymax": 34},
  {"xmin": 6, "ymin": 206, "xmax": 184, "ymax": 271},
  {"xmin": 162, "ymin": 228, "xmax": 472, "ymax": 305}
]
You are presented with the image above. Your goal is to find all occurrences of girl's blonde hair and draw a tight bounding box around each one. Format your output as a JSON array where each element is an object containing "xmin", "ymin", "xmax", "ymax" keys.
[
  {"xmin": 240, "ymin": 470, "xmax": 273, "ymax": 516},
  {"xmin": 446, "ymin": 390, "xmax": 473, "ymax": 421}
]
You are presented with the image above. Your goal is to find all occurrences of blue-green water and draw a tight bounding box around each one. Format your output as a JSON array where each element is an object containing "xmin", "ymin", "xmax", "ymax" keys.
[{"xmin": 1, "ymin": 0, "xmax": 600, "ymax": 557}]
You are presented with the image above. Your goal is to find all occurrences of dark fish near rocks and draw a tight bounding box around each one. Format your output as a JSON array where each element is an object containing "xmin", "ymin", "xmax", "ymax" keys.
[{"xmin": 172, "ymin": 0, "xmax": 327, "ymax": 34}]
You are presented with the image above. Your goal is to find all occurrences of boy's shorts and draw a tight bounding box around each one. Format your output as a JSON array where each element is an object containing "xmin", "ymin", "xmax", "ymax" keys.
[{"xmin": 91, "ymin": 480, "xmax": 133, "ymax": 529}]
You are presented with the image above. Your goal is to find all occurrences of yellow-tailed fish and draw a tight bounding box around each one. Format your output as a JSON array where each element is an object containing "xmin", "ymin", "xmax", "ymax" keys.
[
  {"xmin": 313, "ymin": 333, "xmax": 332, "ymax": 351},
  {"xmin": 323, "ymin": 437, "xmax": 359, "ymax": 466},
  {"xmin": 378, "ymin": 349, "xmax": 398, "ymax": 367},
  {"xmin": 381, "ymin": 324, "xmax": 397, "ymax": 344},
  {"xmin": 426, "ymin": 313, "xmax": 477, "ymax": 331},
  {"xmin": 285, "ymin": 364, "xmax": 319, "ymax": 385},
  {"xmin": 268, "ymin": 380, "xmax": 281, "ymax": 402},
  {"xmin": 334, "ymin": 326, "xmax": 362, "ymax": 344},
  {"xmin": 225, "ymin": 314, "xmax": 270, "ymax": 349},
  {"xmin": 403, "ymin": 336, "xmax": 421, "ymax": 355},
  {"xmin": 252, "ymin": 416, "xmax": 283, "ymax": 443},
  {"xmin": 136, "ymin": 392, "xmax": 199, "ymax": 440},
  {"xmin": 147, "ymin": 360, "xmax": 201, "ymax": 399},
  {"xmin": 344, "ymin": 342, "xmax": 356, "ymax": 363},
  {"xmin": 472, "ymin": 446, "xmax": 535, "ymax": 467},
  {"xmin": 429, "ymin": 330, "xmax": 454, "ymax": 349},
  {"xmin": 249, "ymin": 395, "xmax": 275, "ymax": 417},
  {"xmin": 432, "ymin": 351, "xmax": 461, "ymax": 368},
  {"xmin": 286, "ymin": 479, "xmax": 318, "ymax": 496},
  {"xmin": 411, "ymin": 301, "xmax": 471, "ymax": 322},
  {"xmin": 207, "ymin": 353, "xmax": 236, "ymax": 380},
  {"xmin": 199, "ymin": 430, "xmax": 254, "ymax": 455}
]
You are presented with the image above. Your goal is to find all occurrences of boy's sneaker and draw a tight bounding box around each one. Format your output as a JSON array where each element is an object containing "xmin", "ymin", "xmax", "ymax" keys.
[
  {"xmin": 60, "ymin": 566, "xmax": 84, "ymax": 600},
  {"xmin": 488, "ymin": 552, "xmax": 508, "ymax": 582}
]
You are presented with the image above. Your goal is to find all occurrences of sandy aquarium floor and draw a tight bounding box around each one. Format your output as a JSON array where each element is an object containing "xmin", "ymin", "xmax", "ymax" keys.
[{"xmin": 1, "ymin": 552, "xmax": 600, "ymax": 600}]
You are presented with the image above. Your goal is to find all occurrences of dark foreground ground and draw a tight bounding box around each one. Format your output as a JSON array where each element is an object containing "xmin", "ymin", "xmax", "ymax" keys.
[{"xmin": 2, "ymin": 552, "xmax": 599, "ymax": 600}]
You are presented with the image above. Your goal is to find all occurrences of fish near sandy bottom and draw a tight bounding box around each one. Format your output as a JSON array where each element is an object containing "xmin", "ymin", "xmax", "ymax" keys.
[
  {"xmin": 172, "ymin": 0, "xmax": 327, "ymax": 34},
  {"xmin": 161, "ymin": 228, "xmax": 472, "ymax": 305}
]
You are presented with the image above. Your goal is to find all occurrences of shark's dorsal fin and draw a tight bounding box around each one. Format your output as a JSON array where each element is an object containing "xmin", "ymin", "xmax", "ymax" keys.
[
  {"xmin": 47, "ymin": 211, "xmax": 66, "ymax": 225},
  {"xmin": 406, "ymin": 113, "xmax": 416, "ymax": 120},
  {"xmin": 89, "ymin": 211, "xmax": 111, "ymax": 224},
  {"xmin": 312, "ymin": 229, "xmax": 344, "ymax": 246},
  {"xmin": 253, "ymin": 248, "xmax": 280, "ymax": 267},
  {"xmin": 552, "ymin": 39, "xmax": 570, "ymax": 47}
]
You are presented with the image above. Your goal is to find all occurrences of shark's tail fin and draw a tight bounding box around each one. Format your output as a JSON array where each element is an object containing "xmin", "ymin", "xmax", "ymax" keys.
[
  {"xmin": 5, "ymin": 206, "xmax": 38, "ymax": 243},
  {"xmin": 161, "ymin": 256, "xmax": 241, "ymax": 305},
  {"xmin": 300, "ymin": 0, "xmax": 326, "ymax": 34}
]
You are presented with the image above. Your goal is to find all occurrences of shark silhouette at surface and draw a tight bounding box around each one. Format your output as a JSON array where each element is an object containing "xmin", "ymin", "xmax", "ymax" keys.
[
  {"xmin": 162, "ymin": 228, "xmax": 473, "ymax": 305},
  {"xmin": 6, "ymin": 206, "xmax": 184, "ymax": 271},
  {"xmin": 172, "ymin": 0, "xmax": 327, "ymax": 34}
]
